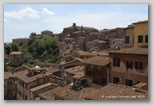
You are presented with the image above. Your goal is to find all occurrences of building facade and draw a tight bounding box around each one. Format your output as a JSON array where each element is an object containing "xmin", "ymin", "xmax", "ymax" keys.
[
  {"xmin": 109, "ymin": 47, "xmax": 148, "ymax": 89},
  {"xmin": 134, "ymin": 20, "xmax": 148, "ymax": 47},
  {"xmin": 12, "ymin": 38, "xmax": 31, "ymax": 46},
  {"xmin": 124, "ymin": 24, "xmax": 134, "ymax": 48}
]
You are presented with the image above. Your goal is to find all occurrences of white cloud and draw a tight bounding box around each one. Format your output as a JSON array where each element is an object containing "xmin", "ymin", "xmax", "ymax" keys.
[
  {"xmin": 4, "ymin": 7, "xmax": 39, "ymax": 19},
  {"xmin": 42, "ymin": 8, "xmax": 55, "ymax": 15}
]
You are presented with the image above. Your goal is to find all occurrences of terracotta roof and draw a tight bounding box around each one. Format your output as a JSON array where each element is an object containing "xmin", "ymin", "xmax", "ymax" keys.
[
  {"xmin": 10, "ymin": 51, "xmax": 22, "ymax": 55},
  {"xmin": 38, "ymin": 87, "xmax": 63, "ymax": 100},
  {"xmin": 16, "ymin": 70, "xmax": 49, "ymax": 83},
  {"xmin": 65, "ymin": 66, "xmax": 84, "ymax": 75},
  {"xmin": 71, "ymin": 71, "xmax": 84, "ymax": 79},
  {"xmin": 28, "ymin": 67, "xmax": 48, "ymax": 72},
  {"xmin": 78, "ymin": 51, "xmax": 108, "ymax": 56},
  {"xmin": 85, "ymin": 83, "xmax": 147, "ymax": 100},
  {"xmin": 134, "ymin": 82, "xmax": 147, "ymax": 89},
  {"xmin": 108, "ymin": 47, "xmax": 148, "ymax": 55},
  {"xmin": 53, "ymin": 85, "xmax": 96, "ymax": 100},
  {"xmin": 30, "ymin": 82, "xmax": 58, "ymax": 92},
  {"xmin": 4, "ymin": 72, "xmax": 12, "ymax": 79},
  {"xmin": 82, "ymin": 56, "xmax": 109, "ymax": 66}
]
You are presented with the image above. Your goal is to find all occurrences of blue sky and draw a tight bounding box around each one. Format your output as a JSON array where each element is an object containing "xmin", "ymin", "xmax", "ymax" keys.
[{"xmin": 4, "ymin": 4, "xmax": 148, "ymax": 42}]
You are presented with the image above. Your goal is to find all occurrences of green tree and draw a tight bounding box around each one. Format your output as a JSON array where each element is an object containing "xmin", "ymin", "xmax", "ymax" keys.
[
  {"xmin": 12, "ymin": 44, "xmax": 18, "ymax": 51},
  {"xmin": 5, "ymin": 45, "xmax": 11, "ymax": 55}
]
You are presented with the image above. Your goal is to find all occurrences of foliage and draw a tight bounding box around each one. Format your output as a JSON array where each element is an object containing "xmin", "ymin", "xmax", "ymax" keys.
[{"xmin": 4, "ymin": 35, "xmax": 60, "ymax": 65}]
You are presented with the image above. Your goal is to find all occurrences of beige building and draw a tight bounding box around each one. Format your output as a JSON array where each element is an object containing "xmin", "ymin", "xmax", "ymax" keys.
[
  {"xmin": 10, "ymin": 51, "xmax": 25, "ymax": 66},
  {"xmin": 134, "ymin": 20, "xmax": 148, "ymax": 47}
]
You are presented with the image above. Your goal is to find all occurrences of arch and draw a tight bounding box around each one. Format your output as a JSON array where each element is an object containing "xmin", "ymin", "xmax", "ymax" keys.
[
  {"xmin": 86, "ymin": 65, "xmax": 93, "ymax": 77},
  {"xmin": 93, "ymin": 66, "xmax": 100, "ymax": 85}
]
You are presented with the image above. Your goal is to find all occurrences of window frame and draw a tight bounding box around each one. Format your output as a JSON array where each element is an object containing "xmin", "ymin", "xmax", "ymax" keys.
[
  {"xmin": 125, "ymin": 36, "xmax": 129, "ymax": 44},
  {"xmin": 113, "ymin": 58, "xmax": 120, "ymax": 67},
  {"xmin": 145, "ymin": 35, "xmax": 148, "ymax": 43},
  {"xmin": 138, "ymin": 35, "xmax": 143, "ymax": 43},
  {"xmin": 126, "ymin": 61, "xmax": 132, "ymax": 69},
  {"xmin": 135, "ymin": 62, "xmax": 142, "ymax": 70}
]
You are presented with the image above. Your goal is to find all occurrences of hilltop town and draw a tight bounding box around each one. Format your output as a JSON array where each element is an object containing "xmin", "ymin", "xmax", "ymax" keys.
[{"xmin": 4, "ymin": 20, "xmax": 148, "ymax": 100}]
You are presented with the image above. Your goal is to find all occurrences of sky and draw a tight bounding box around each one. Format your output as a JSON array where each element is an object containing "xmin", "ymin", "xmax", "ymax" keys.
[{"xmin": 4, "ymin": 4, "xmax": 148, "ymax": 42}]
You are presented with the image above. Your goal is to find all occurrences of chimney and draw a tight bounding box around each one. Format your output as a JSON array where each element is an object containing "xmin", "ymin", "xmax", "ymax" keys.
[{"xmin": 73, "ymin": 23, "xmax": 76, "ymax": 27}]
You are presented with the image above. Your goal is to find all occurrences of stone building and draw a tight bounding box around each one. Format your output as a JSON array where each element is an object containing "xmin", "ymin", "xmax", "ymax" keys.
[
  {"xmin": 4, "ymin": 72, "xmax": 17, "ymax": 100},
  {"xmin": 15, "ymin": 66, "xmax": 65, "ymax": 100},
  {"xmin": 12, "ymin": 38, "xmax": 31, "ymax": 45},
  {"xmin": 30, "ymin": 30, "xmax": 53, "ymax": 39},
  {"xmin": 110, "ymin": 39, "xmax": 125, "ymax": 50},
  {"xmin": 124, "ymin": 24, "xmax": 134, "ymax": 48},
  {"xmin": 133, "ymin": 20, "xmax": 148, "ymax": 47},
  {"xmin": 60, "ymin": 23, "xmax": 99, "ymax": 42},
  {"xmin": 108, "ymin": 47, "xmax": 148, "ymax": 89},
  {"xmin": 4, "ymin": 66, "xmax": 65, "ymax": 100},
  {"xmin": 10, "ymin": 51, "xmax": 25, "ymax": 66},
  {"xmin": 41, "ymin": 30, "xmax": 53, "ymax": 37},
  {"xmin": 98, "ymin": 28, "xmax": 125, "ymax": 48}
]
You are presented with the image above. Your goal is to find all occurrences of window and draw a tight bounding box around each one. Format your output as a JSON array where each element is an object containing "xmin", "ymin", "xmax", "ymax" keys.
[
  {"xmin": 138, "ymin": 35, "xmax": 143, "ymax": 43},
  {"xmin": 126, "ymin": 79, "xmax": 132, "ymax": 86},
  {"xmin": 145, "ymin": 35, "xmax": 148, "ymax": 43},
  {"xmin": 125, "ymin": 36, "xmax": 129, "ymax": 44},
  {"xmin": 113, "ymin": 77, "xmax": 119, "ymax": 84},
  {"xmin": 126, "ymin": 61, "xmax": 132, "ymax": 68},
  {"xmin": 113, "ymin": 58, "xmax": 120, "ymax": 67},
  {"xmin": 135, "ymin": 62, "xmax": 142, "ymax": 70}
]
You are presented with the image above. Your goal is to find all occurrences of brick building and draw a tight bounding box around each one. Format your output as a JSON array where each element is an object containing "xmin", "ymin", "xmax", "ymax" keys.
[
  {"xmin": 108, "ymin": 47, "xmax": 148, "ymax": 89},
  {"xmin": 60, "ymin": 23, "xmax": 99, "ymax": 42}
]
